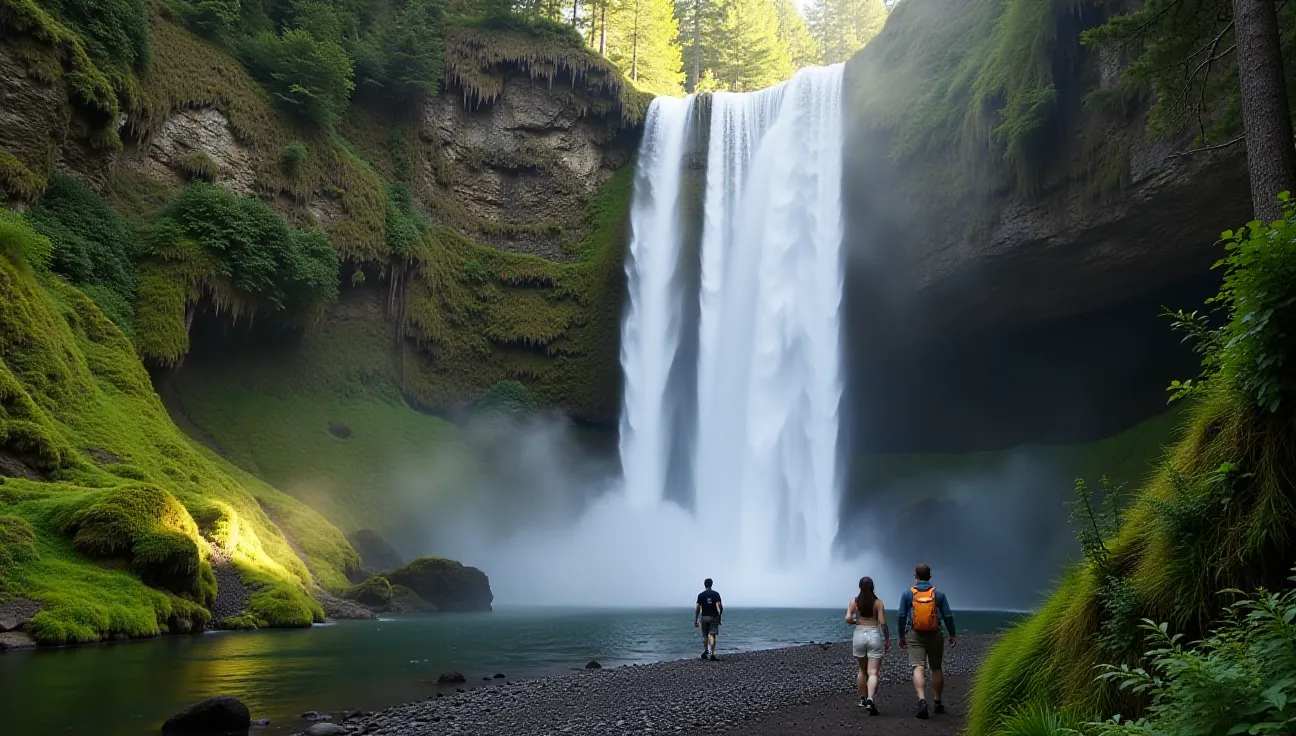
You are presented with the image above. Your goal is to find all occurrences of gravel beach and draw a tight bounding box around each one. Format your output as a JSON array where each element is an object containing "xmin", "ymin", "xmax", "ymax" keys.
[{"xmin": 343, "ymin": 635, "xmax": 995, "ymax": 736}]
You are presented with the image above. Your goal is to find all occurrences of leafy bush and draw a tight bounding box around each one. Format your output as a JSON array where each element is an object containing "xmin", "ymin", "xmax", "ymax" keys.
[
  {"xmin": 45, "ymin": 0, "xmax": 152, "ymax": 72},
  {"xmin": 1166, "ymin": 195, "xmax": 1296, "ymax": 412},
  {"xmin": 385, "ymin": 183, "xmax": 426, "ymax": 259},
  {"xmin": 239, "ymin": 29, "xmax": 355, "ymax": 129},
  {"xmin": 151, "ymin": 183, "xmax": 339, "ymax": 311},
  {"xmin": 996, "ymin": 702, "xmax": 1081, "ymax": 736},
  {"xmin": 0, "ymin": 209, "xmax": 53, "ymax": 271},
  {"xmin": 353, "ymin": 0, "xmax": 446, "ymax": 108},
  {"xmin": 23, "ymin": 175, "xmax": 139, "ymax": 329},
  {"xmin": 476, "ymin": 380, "xmax": 538, "ymax": 415},
  {"xmin": 281, "ymin": 140, "xmax": 309, "ymax": 176},
  {"xmin": 1092, "ymin": 569, "xmax": 1296, "ymax": 736},
  {"xmin": 175, "ymin": 0, "xmax": 240, "ymax": 38}
]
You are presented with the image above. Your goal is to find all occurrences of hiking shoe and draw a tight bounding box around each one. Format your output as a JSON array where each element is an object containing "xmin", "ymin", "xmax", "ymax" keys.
[
  {"xmin": 858, "ymin": 697, "xmax": 868, "ymax": 708},
  {"xmin": 916, "ymin": 699, "xmax": 929, "ymax": 720},
  {"xmin": 866, "ymin": 698, "xmax": 879, "ymax": 716},
  {"xmin": 709, "ymin": 653, "xmax": 718, "ymax": 661},
  {"xmin": 934, "ymin": 701, "xmax": 945, "ymax": 715},
  {"xmin": 700, "ymin": 651, "xmax": 709, "ymax": 660}
]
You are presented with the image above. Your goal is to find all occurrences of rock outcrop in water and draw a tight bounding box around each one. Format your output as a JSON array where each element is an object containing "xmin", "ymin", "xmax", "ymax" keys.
[{"xmin": 385, "ymin": 558, "xmax": 494, "ymax": 613}]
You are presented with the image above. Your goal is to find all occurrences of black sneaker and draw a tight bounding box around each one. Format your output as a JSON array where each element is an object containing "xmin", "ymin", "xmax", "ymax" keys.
[
  {"xmin": 858, "ymin": 697, "xmax": 868, "ymax": 708},
  {"xmin": 916, "ymin": 699, "xmax": 929, "ymax": 720},
  {"xmin": 709, "ymin": 653, "xmax": 718, "ymax": 661},
  {"xmin": 934, "ymin": 701, "xmax": 945, "ymax": 715},
  {"xmin": 866, "ymin": 698, "xmax": 879, "ymax": 716},
  {"xmin": 700, "ymin": 650, "xmax": 709, "ymax": 660}
]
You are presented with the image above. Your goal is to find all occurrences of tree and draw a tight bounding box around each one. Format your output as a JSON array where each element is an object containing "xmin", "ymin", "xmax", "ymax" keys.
[
  {"xmin": 1086, "ymin": 0, "xmax": 1296, "ymax": 221},
  {"xmin": 606, "ymin": 0, "xmax": 686, "ymax": 94},
  {"xmin": 775, "ymin": 0, "xmax": 819, "ymax": 70},
  {"xmin": 710, "ymin": 0, "xmax": 788, "ymax": 90},
  {"xmin": 805, "ymin": 0, "xmax": 885, "ymax": 65},
  {"xmin": 675, "ymin": 0, "xmax": 713, "ymax": 91}
]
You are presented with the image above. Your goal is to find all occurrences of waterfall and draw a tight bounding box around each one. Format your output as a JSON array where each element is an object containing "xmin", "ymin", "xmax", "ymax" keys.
[{"xmin": 620, "ymin": 64, "xmax": 846, "ymax": 573}]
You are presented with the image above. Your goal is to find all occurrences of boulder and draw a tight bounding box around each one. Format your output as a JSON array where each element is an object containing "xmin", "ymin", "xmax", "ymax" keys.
[
  {"xmin": 0, "ymin": 631, "xmax": 35, "ymax": 651},
  {"xmin": 161, "ymin": 695, "xmax": 251, "ymax": 734},
  {"xmin": 304, "ymin": 724, "xmax": 346, "ymax": 736},
  {"xmin": 340, "ymin": 576, "xmax": 392, "ymax": 608},
  {"xmin": 437, "ymin": 671, "xmax": 466, "ymax": 684},
  {"xmin": 0, "ymin": 599, "xmax": 40, "ymax": 632},
  {"xmin": 584, "ymin": 661, "xmax": 602, "ymax": 669},
  {"xmin": 385, "ymin": 558, "xmax": 493, "ymax": 613}
]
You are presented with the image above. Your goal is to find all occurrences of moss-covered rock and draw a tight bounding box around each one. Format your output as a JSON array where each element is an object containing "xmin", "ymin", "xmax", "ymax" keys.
[
  {"xmin": 341, "ymin": 575, "xmax": 392, "ymax": 608},
  {"xmin": 386, "ymin": 558, "xmax": 493, "ymax": 613},
  {"xmin": 0, "ymin": 514, "xmax": 38, "ymax": 577},
  {"xmin": 387, "ymin": 583, "xmax": 435, "ymax": 613}
]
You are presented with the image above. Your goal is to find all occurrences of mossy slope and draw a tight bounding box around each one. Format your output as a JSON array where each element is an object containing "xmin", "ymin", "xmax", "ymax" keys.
[
  {"xmin": 966, "ymin": 391, "xmax": 1296, "ymax": 735},
  {"xmin": 0, "ymin": 233, "xmax": 358, "ymax": 644}
]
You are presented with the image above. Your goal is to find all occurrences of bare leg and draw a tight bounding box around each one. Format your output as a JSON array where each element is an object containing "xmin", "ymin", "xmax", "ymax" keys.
[
  {"xmin": 709, "ymin": 634, "xmax": 718, "ymax": 654},
  {"xmin": 866, "ymin": 657, "xmax": 881, "ymax": 700},
  {"xmin": 856, "ymin": 658, "xmax": 867, "ymax": 697},
  {"xmin": 932, "ymin": 669, "xmax": 944, "ymax": 702},
  {"xmin": 912, "ymin": 665, "xmax": 926, "ymax": 701}
]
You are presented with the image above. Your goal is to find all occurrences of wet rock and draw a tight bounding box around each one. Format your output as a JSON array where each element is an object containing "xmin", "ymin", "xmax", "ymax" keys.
[
  {"xmin": 0, "ymin": 599, "xmax": 41, "ymax": 632},
  {"xmin": 492, "ymin": 673, "xmax": 506, "ymax": 679},
  {"xmin": 301, "ymin": 711, "xmax": 330, "ymax": 721},
  {"xmin": 0, "ymin": 631, "xmax": 36, "ymax": 651},
  {"xmin": 584, "ymin": 661, "xmax": 602, "ymax": 670},
  {"xmin": 437, "ymin": 671, "xmax": 466, "ymax": 684},
  {"xmin": 161, "ymin": 695, "xmax": 251, "ymax": 734},
  {"xmin": 304, "ymin": 724, "xmax": 346, "ymax": 736}
]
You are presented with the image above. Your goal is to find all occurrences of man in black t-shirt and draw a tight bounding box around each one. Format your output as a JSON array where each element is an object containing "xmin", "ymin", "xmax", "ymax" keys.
[{"xmin": 694, "ymin": 578, "xmax": 723, "ymax": 661}]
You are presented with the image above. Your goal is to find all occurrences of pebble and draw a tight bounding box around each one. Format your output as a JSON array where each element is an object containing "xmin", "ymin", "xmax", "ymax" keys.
[{"xmin": 350, "ymin": 635, "xmax": 993, "ymax": 736}]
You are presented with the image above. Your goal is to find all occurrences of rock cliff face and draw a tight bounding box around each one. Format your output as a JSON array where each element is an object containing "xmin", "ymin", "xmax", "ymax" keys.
[{"xmin": 838, "ymin": 2, "xmax": 1249, "ymax": 452}]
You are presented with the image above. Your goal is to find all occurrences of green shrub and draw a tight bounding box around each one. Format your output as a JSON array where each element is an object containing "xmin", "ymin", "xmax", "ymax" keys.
[
  {"xmin": 24, "ymin": 174, "xmax": 139, "ymax": 329},
  {"xmin": 175, "ymin": 0, "xmax": 240, "ymax": 38},
  {"xmin": 385, "ymin": 183, "xmax": 425, "ymax": 259},
  {"xmin": 177, "ymin": 151, "xmax": 219, "ymax": 182},
  {"xmin": 45, "ymin": 0, "xmax": 152, "ymax": 72},
  {"xmin": 0, "ymin": 515, "xmax": 39, "ymax": 576},
  {"xmin": 996, "ymin": 701, "xmax": 1081, "ymax": 736},
  {"xmin": 150, "ymin": 183, "xmax": 339, "ymax": 311},
  {"xmin": 0, "ymin": 209, "xmax": 53, "ymax": 271},
  {"xmin": 239, "ymin": 29, "xmax": 355, "ymax": 129},
  {"xmin": 1166, "ymin": 196, "xmax": 1296, "ymax": 412},
  {"xmin": 342, "ymin": 575, "xmax": 393, "ymax": 607},
  {"xmin": 353, "ymin": 0, "xmax": 445, "ymax": 109},
  {"xmin": 477, "ymin": 380, "xmax": 538, "ymax": 415},
  {"xmin": 1092, "ymin": 570, "xmax": 1296, "ymax": 736},
  {"xmin": 281, "ymin": 140, "xmax": 309, "ymax": 176}
]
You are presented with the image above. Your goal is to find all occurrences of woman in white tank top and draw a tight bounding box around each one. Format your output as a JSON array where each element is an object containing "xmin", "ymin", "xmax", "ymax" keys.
[{"xmin": 845, "ymin": 576, "xmax": 889, "ymax": 714}]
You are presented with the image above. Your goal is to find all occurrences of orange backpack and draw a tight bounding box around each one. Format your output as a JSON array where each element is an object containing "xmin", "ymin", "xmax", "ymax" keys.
[{"xmin": 911, "ymin": 586, "xmax": 939, "ymax": 631}]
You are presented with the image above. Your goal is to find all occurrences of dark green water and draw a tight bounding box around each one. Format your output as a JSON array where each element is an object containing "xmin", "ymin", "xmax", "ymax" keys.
[{"xmin": 0, "ymin": 607, "xmax": 1022, "ymax": 735}]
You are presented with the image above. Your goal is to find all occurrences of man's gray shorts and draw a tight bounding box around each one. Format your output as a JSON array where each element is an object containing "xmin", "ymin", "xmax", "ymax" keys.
[{"xmin": 700, "ymin": 616, "xmax": 720, "ymax": 637}]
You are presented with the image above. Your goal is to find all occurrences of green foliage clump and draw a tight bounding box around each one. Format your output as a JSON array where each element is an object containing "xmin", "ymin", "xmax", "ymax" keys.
[
  {"xmin": 0, "ymin": 149, "xmax": 49, "ymax": 203},
  {"xmin": 0, "ymin": 514, "xmax": 39, "ymax": 577},
  {"xmin": 24, "ymin": 174, "xmax": 139, "ymax": 330},
  {"xmin": 353, "ymin": 0, "xmax": 447, "ymax": 108},
  {"xmin": 175, "ymin": 0, "xmax": 240, "ymax": 39},
  {"xmin": 342, "ymin": 575, "xmax": 393, "ymax": 606},
  {"xmin": 177, "ymin": 151, "xmax": 219, "ymax": 182},
  {"xmin": 0, "ymin": 208, "xmax": 53, "ymax": 271},
  {"xmin": 281, "ymin": 140, "xmax": 309, "ymax": 176},
  {"xmin": 43, "ymin": 0, "xmax": 151, "ymax": 74},
  {"xmin": 476, "ymin": 379, "xmax": 538, "ymax": 414},
  {"xmin": 58, "ymin": 484, "xmax": 208, "ymax": 600},
  {"xmin": 386, "ymin": 557, "xmax": 492, "ymax": 612},
  {"xmin": 150, "ymin": 183, "xmax": 340, "ymax": 312},
  {"xmin": 219, "ymin": 613, "xmax": 261, "ymax": 630},
  {"xmin": 239, "ymin": 29, "xmax": 356, "ymax": 130},
  {"xmin": 1091, "ymin": 574, "xmax": 1296, "ymax": 736},
  {"xmin": 385, "ymin": 183, "xmax": 427, "ymax": 259},
  {"xmin": 1165, "ymin": 198, "xmax": 1296, "ymax": 413}
]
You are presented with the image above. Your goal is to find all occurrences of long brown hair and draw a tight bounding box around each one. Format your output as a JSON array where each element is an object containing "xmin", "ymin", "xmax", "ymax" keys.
[{"xmin": 856, "ymin": 576, "xmax": 877, "ymax": 617}]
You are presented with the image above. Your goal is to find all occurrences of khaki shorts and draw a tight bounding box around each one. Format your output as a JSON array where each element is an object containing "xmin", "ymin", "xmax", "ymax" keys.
[{"xmin": 905, "ymin": 629, "xmax": 944, "ymax": 670}]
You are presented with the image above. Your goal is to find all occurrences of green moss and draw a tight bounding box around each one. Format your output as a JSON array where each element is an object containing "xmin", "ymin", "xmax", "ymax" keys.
[
  {"xmin": 342, "ymin": 575, "xmax": 392, "ymax": 606},
  {"xmin": 0, "ymin": 148, "xmax": 49, "ymax": 203},
  {"xmin": 0, "ymin": 514, "xmax": 39, "ymax": 578},
  {"xmin": 400, "ymin": 165, "xmax": 631, "ymax": 422},
  {"xmin": 218, "ymin": 613, "xmax": 260, "ymax": 630},
  {"xmin": 0, "ymin": 245, "xmax": 357, "ymax": 644},
  {"xmin": 132, "ymin": 264, "xmax": 190, "ymax": 364},
  {"xmin": 386, "ymin": 557, "xmax": 492, "ymax": 612},
  {"xmin": 177, "ymin": 151, "xmax": 219, "ymax": 182}
]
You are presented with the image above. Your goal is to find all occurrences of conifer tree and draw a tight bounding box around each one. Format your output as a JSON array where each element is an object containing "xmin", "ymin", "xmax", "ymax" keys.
[
  {"xmin": 806, "ymin": 0, "xmax": 885, "ymax": 65},
  {"xmin": 775, "ymin": 0, "xmax": 819, "ymax": 70},
  {"xmin": 710, "ymin": 0, "xmax": 790, "ymax": 90},
  {"xmin": 606, "ymin": 0, "xmax": 686, "ymax": 95}
]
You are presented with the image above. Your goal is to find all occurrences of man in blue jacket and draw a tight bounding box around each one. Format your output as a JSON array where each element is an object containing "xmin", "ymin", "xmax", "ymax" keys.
[{"xmin": 897, "ymin": 563, "xmax": 956, "ymax": 719}]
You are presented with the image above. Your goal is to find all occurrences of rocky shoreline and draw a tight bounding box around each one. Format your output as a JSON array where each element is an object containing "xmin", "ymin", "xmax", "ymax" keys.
[{"xmin": 338, "ymin": 635, "xmax": 995, "ymax": 736}]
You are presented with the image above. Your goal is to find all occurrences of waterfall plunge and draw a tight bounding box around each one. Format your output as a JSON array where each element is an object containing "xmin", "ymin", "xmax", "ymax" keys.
[
  {"xmin": 437, "ymin": 65, "xmax": 872, "ymax": 608},
  {"xmin": 619, "ymin": 64, "xmax": 850, "ymax": 582}
]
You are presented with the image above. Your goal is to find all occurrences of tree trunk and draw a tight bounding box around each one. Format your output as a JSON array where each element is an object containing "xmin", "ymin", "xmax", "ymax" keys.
[
  {"xmin": 572, "ymin": 0, "xmax": 580, "ymax": 27},
  {"xmin": 690, "ymin": 0, "xmax": 701, "ymax": 92},
  {"xmin": 599, "ymin": 0, "xmax": 607, "ymax": 55},
  {"xmin": 631, "ymin": 0, "xmax": 639, "ymax": 81},
  {"xmin": 1233, "ymin": 0, "xmax": 1296, "ymax": 220}
]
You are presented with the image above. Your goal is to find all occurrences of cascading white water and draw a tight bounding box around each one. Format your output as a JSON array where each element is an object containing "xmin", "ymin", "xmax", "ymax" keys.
[
  {"xmin": 621, "ymin": 64, "xmax": 846, "ymax": 572},
  {"xmin": 619, "ymin": 96, "xmax": 696, "ymax": 510}
]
